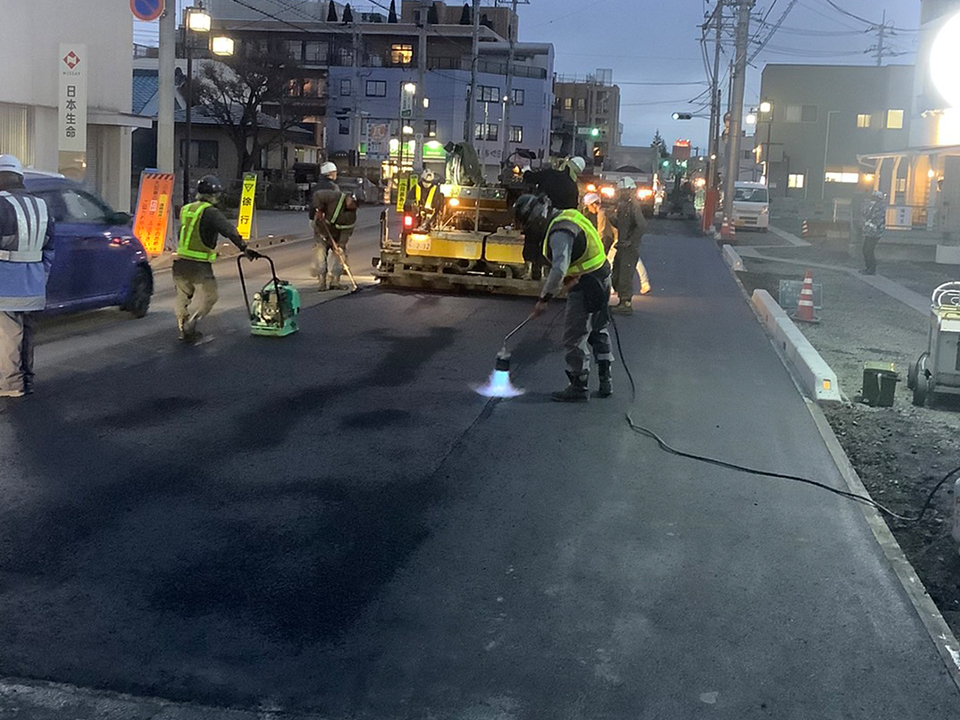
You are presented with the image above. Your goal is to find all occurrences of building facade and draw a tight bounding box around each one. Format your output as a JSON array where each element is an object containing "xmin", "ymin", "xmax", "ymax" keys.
[
  {"xmin": 0, "ymin": 0, "xmax": 148, "ymax": 211},
  {"xmin": 552, "ymin": 71, "xmax": 622, "ymax": 164},
  {"xmin": 756, "ymin": 64, "xmax": 914, "ymax": 203}
]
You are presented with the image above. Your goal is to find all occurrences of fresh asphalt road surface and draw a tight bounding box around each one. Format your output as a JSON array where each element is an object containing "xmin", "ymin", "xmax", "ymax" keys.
[{"xmin": 1, "ymin": 220, "xmax": 958, "ymax": 718}]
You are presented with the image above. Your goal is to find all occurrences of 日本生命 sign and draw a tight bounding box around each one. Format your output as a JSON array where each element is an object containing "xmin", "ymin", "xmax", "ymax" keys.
[
  {"xmin": 133, "ymin": 170, "xmax": 175, "ymax": 255},
  {"xmin": 59, "ymin": 43, "xmax": 88, "ymax": 154},
  {"xmin": 130, "ymin": 0, "xmax": 165, "ymax": 22},
  {"xmin": 237, "ymin": 173, "xmax": 258, "ymax": 240}
]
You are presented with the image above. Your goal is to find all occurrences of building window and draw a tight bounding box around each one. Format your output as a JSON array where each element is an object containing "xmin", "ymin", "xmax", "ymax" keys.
[
  {"xmin": 286, "ymin": 41, "xmax": 303, "ymax": 61},
  {"xmin": 477, "ymin": 85, "xmax": 500, "ymax": 103},
  {"xmin": 895, "ymin": 177, "xmax": 907, "ymax": 192},
  {"xmin": 577, "ymin": 97, "xmax": 586, "ymax": 110},
  {"xmin": 425, "ymin": 120, "xmax": 437, "ymax": 137},
  {"xmin": 339, "ymin": 118, "xmax": 350, "ymax": 135},
  {"xmin": 390, "ymin": 43, "xmax": 413, "ymax": 65},
  {"xmin": 340, "ymin": 79, "xmax": 352, "ymax": 96},
  {"xmin": 179, "ymin": 139, "xmax": 219, "ymax": 169},
  {"xmin": 510, "ymin": 125, "xmax": 523, "ymax": 143},
  {"xmin": 365, "ymin": 80, "xmax": 387, "ymax": 97},
  {"xmin": 303, "ymin": 41, "xmax": 328, "ymax": 64},
  {"xmin": 474, "ymin": 123, "xmax": 498, "ymax": 141},
  {"xmin": 886, "ymin": 109, "xmax": 904, "ymax": 129},
  {"xmin": 824, "ymin": 171, "xmax": 859, "ymax": 184},
  {"xmin": 857, "ymin": 114, "xmax": 871, "ymax": 129},
  {"xmin": 563, "ymin": 97, "xmax": 572, "ymax": 110},
  {"xmin": 788, "ymin": 173, "xmax": 805, "ymax": 189},
  {"xmin": 784, "ymin": 104, "xmax": 818, "ymax": 123},
  {"xmin": 512, "ymin": 88, "xmax": 525, "ymax": 106}
]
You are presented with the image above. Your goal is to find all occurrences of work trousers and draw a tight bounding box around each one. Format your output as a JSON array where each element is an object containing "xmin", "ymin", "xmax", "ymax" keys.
[
  {"xmin": 563, "ymin": 273, "xmax": 613, "ymax": 377},
  {"xmin": 172, "ymin": 259, "xmax": 219, "ymax": 324},
  {"xmin": 314, "ymin": 228, "xmax": 352, "ymax": 284},
  {"xmin": 611, "ymin": 243, "xmax": 650, "ymax": 300},
  {"xmin": 863, "ymin": 235, "xmax": 881, "ymax": 274},
  {"xmin": 0, "ymin": 310, "xmax": 35, "ymax": 393}
]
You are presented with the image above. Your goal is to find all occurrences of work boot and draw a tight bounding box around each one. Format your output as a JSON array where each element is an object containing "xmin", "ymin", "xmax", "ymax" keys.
[
  {"xmin": 328, "ymin": 274, "xmax": 343, "ymax": 291},
  {"xmin": 317, "ymin": 276, "xmax": 329, "ymax": 292},
  {"xmin": 177, "ymin": 316, "xmax": 189, "ymax": 342},
  {"xmin": 640, "ymin": 283, "xmax": 651, "ymax": 295},
  {"xmin": 596, "ymin": 361, "xmax": 613, "ymax": 398},
  {"xmin": 551, "ymin": 372, "xmax": 589, "ymax": 403},
  {"xmin": 611, "ymin": 299, "xmax": 633, "ymax": 315},
  {"xmin": 522, "ymin": 261, "xmax": 534, "ymax": 280}
]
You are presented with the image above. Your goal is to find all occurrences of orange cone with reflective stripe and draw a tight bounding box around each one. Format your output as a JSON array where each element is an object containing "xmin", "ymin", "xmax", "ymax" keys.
[{"xmin": 796, "ymin": 269, "xmax": 815, "ymax": 323}]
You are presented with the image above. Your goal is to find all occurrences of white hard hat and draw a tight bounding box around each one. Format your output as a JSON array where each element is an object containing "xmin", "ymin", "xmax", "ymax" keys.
[
  {"xmin": 421, "ymin": 168, "xmax": 437, "ymax": 184},
  {"xmin": 320, "ymin": 161, "xmax": 338, "ymax": 176},
  {"xmin": 569, "ymin": 156, "xmax": 586, "ymax": 174},
  {"xmin": 0, "ymin": 154, "xmax": 24, "ymax": 177},
  {"xmin": 583, "ymin": 192, "xmax": 601, "ymax": 207},
  {"xmin": 617, "ymin": 177, "xmax": 636, "ymax": 190}
]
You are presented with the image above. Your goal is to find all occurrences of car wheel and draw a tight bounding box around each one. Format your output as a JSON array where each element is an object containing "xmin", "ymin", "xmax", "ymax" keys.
[
  {"xmin": 122, "ymin": 265, "xmax": 153, "ymax": 319},
  {"xmin": 912, "ymin": 354, "xmax": 930, "ymax": 407}
]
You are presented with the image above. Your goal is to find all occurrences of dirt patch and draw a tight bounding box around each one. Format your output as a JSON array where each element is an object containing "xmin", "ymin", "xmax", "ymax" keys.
[{"xmin": 739, "ymin": 261, "xmax": 960, "ymax": 638}]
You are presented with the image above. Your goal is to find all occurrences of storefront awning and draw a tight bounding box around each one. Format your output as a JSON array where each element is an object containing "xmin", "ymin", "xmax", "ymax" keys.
[{"xmin": 88, "ymin": 110, "xmax": 152, "ymax": 129}]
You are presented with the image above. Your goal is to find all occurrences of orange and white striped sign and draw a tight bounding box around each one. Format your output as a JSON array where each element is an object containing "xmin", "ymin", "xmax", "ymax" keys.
[{"xmin": 133, "ymin": 171, "xmax": 175, "ymax": 255}]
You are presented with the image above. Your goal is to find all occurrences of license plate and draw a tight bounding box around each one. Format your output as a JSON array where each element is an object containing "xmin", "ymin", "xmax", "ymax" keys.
[{"xmin": 407, "ymin": 237, "xmax": 431, "ymax": 252}]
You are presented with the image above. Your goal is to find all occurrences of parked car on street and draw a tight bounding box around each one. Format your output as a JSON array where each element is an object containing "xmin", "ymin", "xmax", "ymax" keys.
[
  {"xmin": 23, "ymin": 171, "xmax": 154, "ymax": 317},
  {"xmin": 732, "ymin": 181, "xmax": 770, "ymax": 231}
]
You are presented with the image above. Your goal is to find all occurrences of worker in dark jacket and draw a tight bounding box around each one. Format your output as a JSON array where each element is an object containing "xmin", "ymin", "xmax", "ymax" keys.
[
  {"xmin": 311, "ymin": 190, "xmax": 358, "ymax": 290},
  {"xmin": 609, "ymin": 177, "xmax": 650, "ymax": 314},
  {"xmin": 524, "ymin": 156, "xmax": 584, "ymax": 210},
  {"xmin": 0, "ymin": 154, "xmax": 54, "ymax": 398},
  {"xmin": 174, "ymin": 175, "xmax": 259, "ymax": 343},
  {"xmin": 861, "ymin": 190, "xmax": 886, "ymax": 275},
  {"xmin": 308, "ymin": 162, "xmax": 340, "ymax": 220}
]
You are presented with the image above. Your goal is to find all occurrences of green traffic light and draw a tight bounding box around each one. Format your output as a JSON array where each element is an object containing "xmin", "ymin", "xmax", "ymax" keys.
[{"xmin": 590, "ymin": 128, "xmax": 600, "ymax": 137}]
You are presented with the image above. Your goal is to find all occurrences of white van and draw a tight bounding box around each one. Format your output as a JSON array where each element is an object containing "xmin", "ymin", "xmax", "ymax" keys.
[{"xmin": 733, "ymin": 181, "xmax": 770, "ymax": 231}]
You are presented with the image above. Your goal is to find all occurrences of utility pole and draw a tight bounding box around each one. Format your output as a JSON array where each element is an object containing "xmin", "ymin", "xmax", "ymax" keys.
[
  {"xmin": 875, "ymin": 10, "xmax": 886, "ymax": 67},
  {"xmin": 351, "ymin": 19, "xmax": 362, "ymax": 167},
  {"xmin": 706, "ymin": 0, "xmax": 723, "ymax": 191},
  {"xmin": 722, "ymin": 0, "xmax": 753, "ymax": 236},
  {"xmin": 158, "ymin": 5, "xmax": 176, "ymax": 175},
  {"xmin": 414, "ymin": 0, "xmax": 429, "ymax": 173},
  {"xmin": 499, "ymin": 0, "xmax": 519, "ymax": 178},
  {"xmin": 465, "ymin": 0, "xmax": 480, "ymax": 143}
]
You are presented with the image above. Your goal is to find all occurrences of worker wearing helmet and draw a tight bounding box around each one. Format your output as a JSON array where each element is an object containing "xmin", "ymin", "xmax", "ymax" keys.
[
  {"xmin": 308, "ymin": 162, "xmax": 340, "ymax": 222},
  {"xmin": 312, "ymin": 189, "xmax": 358, "ymax": 291},
  {"xmin": 609, "ymin": 177, "xmax": 650, "ymax": 314},
  {"xmin": 861, "ymin": 190, "xmax": 886, "ymax": 275},
  {"xmin": 524, "ymin": 157, "xmax": 581, "ymax": 211},
  {"xmin": 582, "ymin": 191, "xmax": 615, "ymax": 255},
  {"xmin": 0, "ymin": 154, "xmax": 54, "ymax": 398},
  {"xmin": 174, "ymin": 175, "xmax": 260, "ymax": 343},
  {"xmin": 413, "ymin": 168, "xmax": 442, "ymax": 230},
  {"xmin": 516, "ymin": 193, "xmax": 613, "ymax": 402}
]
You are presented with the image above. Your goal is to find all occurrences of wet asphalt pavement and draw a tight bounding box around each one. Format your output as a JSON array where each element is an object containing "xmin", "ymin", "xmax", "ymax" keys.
[{"xmin": 0, "ymin": 220, "xmax": 958, "ymax": 718}]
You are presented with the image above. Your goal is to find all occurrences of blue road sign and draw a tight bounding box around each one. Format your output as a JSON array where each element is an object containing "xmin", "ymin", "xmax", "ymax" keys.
[{"xmin": 131, "ymin": 0, "xmax": 165, "ymax": 22}]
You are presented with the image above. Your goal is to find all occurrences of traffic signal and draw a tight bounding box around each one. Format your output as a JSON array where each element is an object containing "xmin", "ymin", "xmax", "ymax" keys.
[
  {"xmin": 672, "ymin": 112, "xmax": 693, "ymax": 120},
  {"xmin": 590, "ymin": 127, "xmax": 601, "ymax": 138},
  {"xmin": 661, "ymin": 160, "xmax": 670, "ymax": 168}
]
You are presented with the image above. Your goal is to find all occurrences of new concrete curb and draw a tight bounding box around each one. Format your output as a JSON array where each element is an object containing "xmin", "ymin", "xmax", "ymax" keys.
[
  {"xmin": 721, "ymin": 244, "xmax": 744, "ymax": 272},
  {"xmin": 751, "ymin": 289, "xmax": 842, "ymax": 404}
]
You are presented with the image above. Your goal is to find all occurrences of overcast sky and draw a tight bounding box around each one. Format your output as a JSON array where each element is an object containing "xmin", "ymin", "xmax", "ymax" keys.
[{"xmin": 137, "ymin": 0, "xmax": 922, "ymax": 151}]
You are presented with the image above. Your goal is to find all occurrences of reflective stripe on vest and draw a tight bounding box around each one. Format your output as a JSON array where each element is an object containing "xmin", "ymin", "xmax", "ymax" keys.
[
  {"xmin": 0, "ymin": 191, "xmax": 48, "ymax": 263},
  {"xmin": 176, "ymin": 202, "xmax": 216, "ymax": 262},
  {"xmin": 416, "ymin": 184, "xmax": 437, "ymax": 210},
  {"xmin": 329, "ymin": 194, "xmax": 355, "ymax": 231},
  {"xmin": 543, "ymin": 209, "xmax": 606, "ymax": 277}
]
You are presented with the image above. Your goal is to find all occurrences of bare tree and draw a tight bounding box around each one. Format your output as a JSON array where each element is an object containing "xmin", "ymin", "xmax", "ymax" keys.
[{"xmin": 196, "ymin": 54, "xmax": 304, "ymax": 177}]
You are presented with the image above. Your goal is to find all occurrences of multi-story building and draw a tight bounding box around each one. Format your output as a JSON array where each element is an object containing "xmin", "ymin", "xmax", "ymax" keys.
[
  {"xmin": 552, "ymin": 70, "xmax": 622, "ymax": 163},
  {"xmin": 0, "ymin": 0, "xmax": 149, "ymax": 210},
  {"xmin": 755, "ymin": 64, "xmax": 914, "ymax": 202}
]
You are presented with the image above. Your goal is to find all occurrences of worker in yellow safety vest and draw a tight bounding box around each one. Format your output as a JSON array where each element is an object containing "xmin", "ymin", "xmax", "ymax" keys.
[
  {"xmin": 174, "ymin": 175, "xmax": 260, "ymax": 343},
  {"xmin": 515, "ymin": 193, "xmax": 614, "ymax": 402},
  {"xmin": 413, "ymin": 168, "xmax": 442, "ymax": 230}
]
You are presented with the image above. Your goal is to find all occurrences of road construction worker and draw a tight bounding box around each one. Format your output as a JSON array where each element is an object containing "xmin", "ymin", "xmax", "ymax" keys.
[
  {"xmin": 413, "ymin": 168, "xmax": 442, "ymax": 230},
  {"xmin": 861, "ymin": 190, "xmax": 886, "ymax": 276},
  {"xmin": 523, "ymin": 156, "xmax": 584, "ymax": 210},
  {"xmin": 582, "ymin": 191, "xmax": 615, "ymax": 255},
  {"xmin": 311, "ymin": 189, "xmax": 358, "ymax": 291},
  {"xmin": 517, "ymin": 193, "xmax": 613, "ymax": 402},
  {"xmin": 609, "ymin": 177, "xmax": 650, "ymax": 314},
  {"xmin": 0, "ymin": 155, "xmax": 54, "ymax": 398},
  {"xmin": 174, "ymin": 175, "xmax": 259, "ymax": 343},
  {"xmin": 308, "ymin": 162, "xmax": 340, "ymax": 222}
]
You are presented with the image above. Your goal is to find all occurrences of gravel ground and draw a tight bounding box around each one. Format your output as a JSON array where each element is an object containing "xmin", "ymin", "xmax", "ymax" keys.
[{"xmin": 738, "ymin": 253, "xmax": 960, "ymax": 638}]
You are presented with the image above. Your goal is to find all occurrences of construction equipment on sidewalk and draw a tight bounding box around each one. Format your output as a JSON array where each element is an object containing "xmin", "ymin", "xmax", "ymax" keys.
[
  {"xmin": 237, "ymin": 253, "xmax": 301, "ymax": 337},
  {"xmin": 474, "ymin": 316, "xmax": 533, "ymax": 398},
  {"xmin": 908, "ymin": 281, "xmax": 960, "ymax": 406}
]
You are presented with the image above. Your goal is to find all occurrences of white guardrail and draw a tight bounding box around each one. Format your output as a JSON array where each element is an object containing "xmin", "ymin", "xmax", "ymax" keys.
[{"xmin": 751, "ymin": 289, "xmax": 842, "ymax": 404}]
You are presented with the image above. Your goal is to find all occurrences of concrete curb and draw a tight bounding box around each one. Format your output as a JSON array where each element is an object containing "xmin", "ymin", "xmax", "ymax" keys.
[
  {"xmin": 721, "ymin": 244, "xmax": 744, "ymax": 271},
  {"xmin": 805, "ymin": 401, "xmax": 960, "ymax": 694},
  {"xmin": 769, "ymin": 224, "xmax": 811, "ymax": 247},
  {"xmin": 751, "ymin": 289, "xmax": 842, "ymax": 404}
]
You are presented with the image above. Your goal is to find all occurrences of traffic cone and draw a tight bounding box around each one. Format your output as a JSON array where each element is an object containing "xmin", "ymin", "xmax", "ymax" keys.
[
  {"xmin": 721, "ymin": 217, "xmax": 736, "ymax": 242},
  {"xmin": 801, "ymin": 219, "xmax": 810, "ymax": 238},
  {"xmin": 796, "ymin": 269, "xmax": 816, "ymax": 323}
]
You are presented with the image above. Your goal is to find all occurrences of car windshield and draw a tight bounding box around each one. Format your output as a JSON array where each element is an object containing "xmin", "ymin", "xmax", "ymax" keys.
[{"xmin": 735, "ymin": 187, "xmax": 768, "ymax": 203}]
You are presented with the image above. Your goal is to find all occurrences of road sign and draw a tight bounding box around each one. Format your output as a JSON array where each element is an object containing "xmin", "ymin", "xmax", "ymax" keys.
[
  {"xmin": 133, "ymin": 170, "xmax": 175, "ymax": 255},
  {"xmin": 131, "ymin": 0, "xmax": 165, "ymax": 22},
  {"xmin": 400, "ymin": 88, "xmax": 415, "ymax": 119},
  {"xmin": 237, "ymin": 173, "xmax": 258, "ymax": 241},
  {"xmin": 395, "ymin": 173, "xmax": 409, "ymax": 212}
]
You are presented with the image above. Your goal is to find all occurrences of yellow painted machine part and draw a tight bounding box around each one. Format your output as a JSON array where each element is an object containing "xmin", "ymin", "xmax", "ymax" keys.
[
  {"xmin": 484, "ymin": 234, "xmax": 525, "ymax": 264},
  {"xmin": 405, "ymin": 232, "xmax": 483, "ymax": 260}
]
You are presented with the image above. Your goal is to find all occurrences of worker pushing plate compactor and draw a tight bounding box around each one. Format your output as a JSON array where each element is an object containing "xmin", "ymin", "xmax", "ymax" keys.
[{"xmin": 377, "ymin": 143, "xmax": 551, "ymax": 296}]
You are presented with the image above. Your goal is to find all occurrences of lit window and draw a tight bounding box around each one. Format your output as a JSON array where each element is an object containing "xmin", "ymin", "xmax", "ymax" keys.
[
  {"xmin": 788, "ymin": 173, "xmax": 805, "ymax": 189},
  {"xmin": 474, "ymin": 123, "xmax": 498, "ymax": 141},
  {"xmin": 857, "ymin": 114, "xmax": 871, "ymax": 129},
  {"xmin": 824, "ymin": 171, "xmax": 859, "ymax": 184},
  {"xmin": 510, "ymin": 125, "xmax": 523, "ymax": 143},
  {"xmin": 886, "ymin": 109, "xmax": 904, "ymax": 130},
  {"xmin": 563, "ymin": 97, "xmax": 572, "ymax": 110},
  {"xmin": 390, "ymin": 44, "xmax": 413, "ymax": 65},
  {"xmin": 895, "ymin": 177, "xmax": 907, "ymax": 192},
  {"xmin": 426, "ymin": 120, "xmax": 437, "ymax": 138}
]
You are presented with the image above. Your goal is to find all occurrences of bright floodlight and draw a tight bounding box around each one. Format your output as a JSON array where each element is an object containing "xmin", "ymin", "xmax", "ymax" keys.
[
  {"xmin": 186, "ymin": 7, "xmax": 212, "ymax": 32},
  {"xmin": 403, "ymin": 82, "xmax": 417, "ymax": 94},
  {"xmin": 745, "ymin": 113, "xmax": 757, "ymax": 125},
  {"xmin": 931, "ymin": 11, "xmax": 960, "ymax": 108},
  {"xmin": 211, "ymin": 36, "xmax": 235, "ymax": 56},
  {"xmin": 759, "ymin": 101, "xmax": 772, "ymax": 114}
]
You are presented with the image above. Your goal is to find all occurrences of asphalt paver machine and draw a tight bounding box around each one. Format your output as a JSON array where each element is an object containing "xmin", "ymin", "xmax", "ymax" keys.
[{"xmin": 908, "ymin": 281, "xmax": 960, "ymax": 406}]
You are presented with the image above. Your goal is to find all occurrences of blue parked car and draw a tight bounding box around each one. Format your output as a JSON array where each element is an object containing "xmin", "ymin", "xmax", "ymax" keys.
[{"xmin": 23, "ymin": 171, "xmax": 154, "ymax": 318}]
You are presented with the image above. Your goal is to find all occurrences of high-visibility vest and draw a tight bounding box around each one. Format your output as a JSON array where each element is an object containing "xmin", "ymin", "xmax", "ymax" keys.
[
  {"xmin": 416, "ymin": 184, "xmax": 437, "ymax": 211},
  {"xmin": 176, "ymin": 201, "xmax": 216, "ymax": 262},
  {"xmin": 543, "ymin": 209, "xmax": 606, "ymax": 277},
  {"xmin": 0, "ymin": 191, "xmax": 48, "ymax": 263},
  {"xmin": 329, "ymin": 193, "xmax": 356, "ymax": 231}
]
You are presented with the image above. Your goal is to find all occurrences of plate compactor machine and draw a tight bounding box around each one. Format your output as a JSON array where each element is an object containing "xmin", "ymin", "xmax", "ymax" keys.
[{"xmin": 238, "ymin": 254, "xmax": 301, "ymax": 337}]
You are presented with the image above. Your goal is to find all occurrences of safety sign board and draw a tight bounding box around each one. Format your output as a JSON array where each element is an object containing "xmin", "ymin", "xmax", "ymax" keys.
[
  {"xmin": 131, "ymin": 0, "xmax": 165, "ymax": 22},
  {"xmin": 395, "ymin": 173, "xmax": 409, "ymax": 212},
  {"xmin": 237, "ymin": 173, "xmax": 258, "ymax": 241},
  {"xmin": 132, "ymin": 170, "xmax": 175, "ymax": 255}
]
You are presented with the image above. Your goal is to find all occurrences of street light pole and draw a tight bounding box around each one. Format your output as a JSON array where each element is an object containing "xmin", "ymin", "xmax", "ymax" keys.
[
  {"xmin": 821, "ymin": 110, "xmax": 839, "ymax": 200},
  {"xmin": 721, "ymin": 0, "xmax": 754, "ymax": 235},
  {"xmin": 499, "ymin": 0, "xmax": 519, "ymax": 179},
  {"xmin": 181, "ymin": 3, "xmax": 212, "ymax": 207}
]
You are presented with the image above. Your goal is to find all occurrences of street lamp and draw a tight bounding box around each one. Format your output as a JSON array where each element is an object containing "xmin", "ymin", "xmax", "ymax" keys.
[
  {"xmin": 759, "ymin": 100, "xmax": 772, "ymax": 115},
  {"xmin": 745, "ymin": 111, "xmax": 757, "ymax": 126},
  {"xmin": 211, "ymin": 35, "xmax": 235, "ymax": 57},
  {"xmin": 182, "ymin": 2, "xmax": 213, "ymax": 206},
  {"xmin": 758, "ymin": 101, "xmax": 773, "ymax": 185}
]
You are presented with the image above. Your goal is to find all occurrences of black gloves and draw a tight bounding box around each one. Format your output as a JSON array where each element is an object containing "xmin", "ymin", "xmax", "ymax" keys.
[{"xmin": 244, "ymin": 248, "xmax": 262, "ymax": 260}]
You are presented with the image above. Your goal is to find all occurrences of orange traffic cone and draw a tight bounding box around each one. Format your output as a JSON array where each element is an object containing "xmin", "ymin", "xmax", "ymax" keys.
[{"xmin": 796, "ymin": 269, "xmax": 816, "ymax": 323}]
